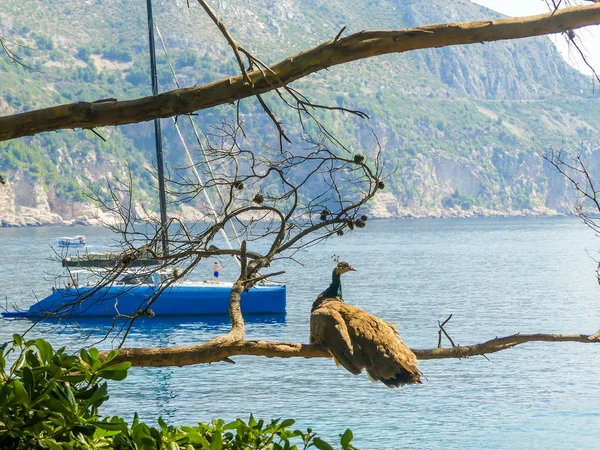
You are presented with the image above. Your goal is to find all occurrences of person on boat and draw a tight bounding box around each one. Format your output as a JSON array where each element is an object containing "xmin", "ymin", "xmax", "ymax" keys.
[{"xmin": 213, "ymin": 262, "xmax": 220, "ymax": 283}]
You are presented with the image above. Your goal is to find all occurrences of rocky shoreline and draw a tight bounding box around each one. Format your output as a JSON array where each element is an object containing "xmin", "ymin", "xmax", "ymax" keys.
[
  {"xmin": 0, "ymin": 194, "xmax": 568, "ymax": 228},
  {"xmin": 0, "ymin": 175, "xmax": 571, "ymax": 228}
]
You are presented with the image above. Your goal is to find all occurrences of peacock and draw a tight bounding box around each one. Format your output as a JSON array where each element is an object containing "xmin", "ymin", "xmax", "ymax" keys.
[{"xmin": 310, "ymin": 261, "xmax": 422, "ymax": 387}]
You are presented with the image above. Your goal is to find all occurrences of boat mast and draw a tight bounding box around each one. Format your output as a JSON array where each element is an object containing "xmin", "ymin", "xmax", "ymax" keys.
[{"xmin": 146, "ymin": 0, "xmax": 169, "ymax": 255}]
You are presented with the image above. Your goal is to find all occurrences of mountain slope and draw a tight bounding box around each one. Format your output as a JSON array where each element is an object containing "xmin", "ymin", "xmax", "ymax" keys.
[{"xmin": 0, "ymin": 0, "xmax": 599, "ymax": 225}]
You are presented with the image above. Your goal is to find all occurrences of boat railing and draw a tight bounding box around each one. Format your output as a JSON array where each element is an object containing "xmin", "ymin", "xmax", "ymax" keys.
[
  {"xmin": 62, "ymin": 251, "xmax": 160, "ymax": 268},
  {"xmin": 51, "ymin": 267, "xmax": 164, "ymax": 290}
]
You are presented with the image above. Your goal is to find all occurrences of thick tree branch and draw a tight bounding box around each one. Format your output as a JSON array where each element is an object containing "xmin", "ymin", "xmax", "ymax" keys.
[
  {"xmin": 206, "ymin": 241, "xmax": 247, "ymax": 346},
  {"xmin": 101, "ymin": 330, "xmax": 600, "ymax": 367},
  {"xmin": 2, "ymin": 4, "xmax": 600, "ymax": 142}
]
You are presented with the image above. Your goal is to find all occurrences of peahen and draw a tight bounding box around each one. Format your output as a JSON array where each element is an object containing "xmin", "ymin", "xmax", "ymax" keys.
[{"xmin": 310, "ymin": 261, "xmax": 422, "ymax": 387}]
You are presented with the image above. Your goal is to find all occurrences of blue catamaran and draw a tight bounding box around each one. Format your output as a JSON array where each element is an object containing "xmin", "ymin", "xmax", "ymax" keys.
[{"xmin": 2, "ymin": 274, "xmax": 286, "ymax": 318}]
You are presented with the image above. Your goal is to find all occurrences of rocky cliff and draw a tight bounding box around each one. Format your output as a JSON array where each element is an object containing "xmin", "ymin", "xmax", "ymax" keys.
[{"xmin": 0, "ymin": 171, "xmax": 110, "ymax": 227}]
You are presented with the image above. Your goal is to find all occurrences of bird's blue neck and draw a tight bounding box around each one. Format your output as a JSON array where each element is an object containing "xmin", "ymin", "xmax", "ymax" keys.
[{"xmin": 312, "ymin": 270, "xmax": 343, "ymax": 312}]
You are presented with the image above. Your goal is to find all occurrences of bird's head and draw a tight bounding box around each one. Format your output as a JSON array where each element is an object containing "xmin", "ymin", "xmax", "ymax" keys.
[{"xmin": 335, "ymin": 261, "xmax": 356, "ymax": 275}]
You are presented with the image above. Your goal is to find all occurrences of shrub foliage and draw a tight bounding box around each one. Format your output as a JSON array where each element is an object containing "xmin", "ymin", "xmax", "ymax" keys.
[{"xmin": 0, "ymin": 335, "xmax": 356, "ymax": 449}]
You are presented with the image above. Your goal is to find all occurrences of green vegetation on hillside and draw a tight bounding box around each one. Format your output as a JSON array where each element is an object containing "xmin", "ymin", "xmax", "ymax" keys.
[{"xmin": 1, "ymin": 0, "xmax": 599, "ymax": 214}]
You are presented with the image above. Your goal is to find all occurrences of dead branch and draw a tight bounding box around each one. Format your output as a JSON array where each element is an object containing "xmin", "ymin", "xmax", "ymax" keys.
[
  {"xmin": 437, "ymin": 314, "xmax": 454, "ymax": 348},
  {"xmin": 0, "ymin": 35, "xmax": 39, "ymax": 72},
  {"xmin": 539, "ymin": 149, "xmax": 600, "ymax": 234},
  {"xmin": 101, "ymin": 330, "xmax": 600, "ymax": 367},
  {"xmin": 2, "ymin": 4, "xmax": 600, "ymax": 141}
]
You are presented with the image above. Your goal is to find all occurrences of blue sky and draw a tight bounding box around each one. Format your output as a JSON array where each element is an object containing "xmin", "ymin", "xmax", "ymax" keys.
[{"xmin": 471, "ymin": 0, "xmax": 600, "ymax": 75}]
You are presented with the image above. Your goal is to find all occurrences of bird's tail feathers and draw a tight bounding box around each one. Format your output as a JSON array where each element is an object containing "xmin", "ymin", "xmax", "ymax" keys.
[{"xmin": 367, "ymin": 368, "xmax": 422, "ymax": 388}]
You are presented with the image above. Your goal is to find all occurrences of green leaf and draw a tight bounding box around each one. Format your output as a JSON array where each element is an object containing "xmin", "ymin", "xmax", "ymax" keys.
[
  {"xmin": 90, "ymin": 420, "xmax": 129, "ymax": 432},
  {"xmin": 313, "ymin": 437, "xmax": 334, "ymax": 450},
  {"xmin": 25, "ymin": 350, "xmax": 42, "ymax": 368},
  {"xmin": 150, "ymin": 427, "xmax": 162, "ymax": 443},
  {"xmin": 104, "ymin": 361, "xmax": 131, "ymax": 371},
  {"xmin": 80, "ymin": 348, "xmax": 93, "ymax": 366},
  {"xmin": 13, "ymin": 334, "xmax": 23, "ymax": 347},
  {"xmin": 34, "ymin": 338, "xmax": 54, "ymax": 362},
  {"xmin": 223, "ymin": 419, "xmax": 241, "ymax": 431},
  {"xmin": 131, "ymin": 421, "xmax": 154, "ymax": 445},
  {"xmin": 340, "ymin": 429, "xmax": 353, "ymax": 448},
  {"xmin": 280, "ymin": 419, "xmax": 296, "ymax": 428},
  {"xmin": 0, "ymin": 344, "xmax": 7, "ymax": 374},
  {"xmin": 60, "ymin": 373, "xmax": 88, "ymax": 384},
  {"xmin": 102, "ymin": 349, "xmax": 118, "ymax": 364},
  {"xmin": 210, "ymin": 430, "xmax": 223, "ymax": 450},
  {"xmin": 46, "ymin": 398, "xmax": 72, "ymax": 415},
  {"xmin": 158, "ymin": 417, "xmax": 168, "ymax": 431},
  {"xmin": 52, "ymin": 383, "xmax": 76, "ymax": 411},
  {"xmin": 141, "ymin": 436, "xmax": 158, "ymax": 447},
  {"xmin": 98, "ymin": 360, "xmax": 131, "ymax": 381},
  {"xmin": 63, "ymin": 383, "xmax": 77, "ymax": 409},
  {"xmin": 83, "ymin": 382, "xmax": 109, "ymax": 409},
  {"xmin": 22, "ymin": 366, "xmax": 35, "ymax": 394},
  {"xmin": 97, "ymin": 368, "xmax": 128, "ymax": 381},
  {"xmin": 11, "ymin": 379, "xmax": 30, "ymax": 407},
  {"xmin": 181, "ymin": 428, "xmax": 209, "ymax": 447},
  {"xmin": 212, "ymin": 418, "xmax": 225, "ymax": 430},
  {"xmin": 73, "ymin": 424, "xmax": 96, "ymax": 436},
  {"xmin": 41, "ymin": 438, "xmax": 62, "ymax": 450},
  {"xmin": 248, "ymin": 414, "xmax": 257, "ymax": 427},
  {"xmin": 0, "ymin": 384, "xmax": 9, "ymax": 405}
]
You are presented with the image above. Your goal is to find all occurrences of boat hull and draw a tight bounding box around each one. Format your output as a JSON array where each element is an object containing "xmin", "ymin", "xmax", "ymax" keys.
[{"xmin": 4, "ymin": 283, "xmax": 286, "ymax": 318}]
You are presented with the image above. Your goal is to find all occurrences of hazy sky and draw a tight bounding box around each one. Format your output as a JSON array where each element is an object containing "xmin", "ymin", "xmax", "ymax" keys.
[{"xmin": 471, "ymin": 0, "xmax": 600, "ymax": 75}]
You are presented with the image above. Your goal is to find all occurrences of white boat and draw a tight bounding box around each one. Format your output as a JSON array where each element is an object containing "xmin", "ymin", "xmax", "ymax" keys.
[{"xmin": 56, "ymin": 235, "xmax": 86, "ymax": 248}]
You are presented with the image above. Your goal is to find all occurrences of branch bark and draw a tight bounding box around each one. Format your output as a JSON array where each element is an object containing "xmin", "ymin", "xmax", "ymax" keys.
[
  {"xmin": 207, "ymin": 241, "xmax": 247, "ymax": 346},
  {"xmin": 101, "ymin": 330, "xmax": 600, "ymax": 367},
  {"xmin": 2, "ymin": 4, "xmax": 600, "ymax": 142}
]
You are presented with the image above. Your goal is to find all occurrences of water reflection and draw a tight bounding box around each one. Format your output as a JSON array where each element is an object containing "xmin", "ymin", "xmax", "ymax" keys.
[{"xmin": 7, "ymin": 314, "xmax": 286, "ymax": 349}]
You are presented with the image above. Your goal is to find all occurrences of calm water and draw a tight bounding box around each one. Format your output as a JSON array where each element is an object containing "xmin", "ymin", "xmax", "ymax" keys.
[{"xmin": 2, "ymin": 217, "xmax": 600, "ymax": 449}]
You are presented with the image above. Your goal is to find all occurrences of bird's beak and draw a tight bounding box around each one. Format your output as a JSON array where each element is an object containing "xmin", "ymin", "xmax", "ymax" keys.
[{"xmin": 348, "ymin": 266, "xmax": 356, "ymax": 272}]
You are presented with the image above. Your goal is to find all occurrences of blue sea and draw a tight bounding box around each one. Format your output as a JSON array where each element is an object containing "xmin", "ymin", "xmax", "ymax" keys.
[{"xmin": 1, "ymin": 217, "xmax": 600, "ymax": 449}]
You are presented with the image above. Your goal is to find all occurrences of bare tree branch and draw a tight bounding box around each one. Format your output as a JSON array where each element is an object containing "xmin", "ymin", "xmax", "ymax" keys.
[
  {"xmin": 100, "ymin": 330, "xmax": 600, "ymax": 367},
  {"xmin": 0, "ymin": 35, "xmax": 39, "ymax": 72},
  {"xmin": 2, "ymin": 4, "xmax": 600, "ymax": 141},
  {"xmin": 539, "ymin": 148, "xmax": 600, "ymax": 232},
  {"xmin": 41, "ymin": 120, "xmax": 384, "ymax": 343}
]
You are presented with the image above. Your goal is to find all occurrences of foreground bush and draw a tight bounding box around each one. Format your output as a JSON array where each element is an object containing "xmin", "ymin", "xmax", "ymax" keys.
[{"xmin": 0, "ymin": 335, "xmax": 356, "ymax": 449}]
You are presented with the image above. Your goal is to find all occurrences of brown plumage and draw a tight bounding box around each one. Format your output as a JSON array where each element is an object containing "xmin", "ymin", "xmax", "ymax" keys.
[{"xmin": 310, "ymin": 261, "xmax": 421, "ymax": 387}]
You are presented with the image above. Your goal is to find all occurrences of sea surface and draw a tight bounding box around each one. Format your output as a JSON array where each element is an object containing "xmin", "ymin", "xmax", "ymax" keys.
[{"xmin": 1, "ymin": 217, "xmax": 600, "ymax": 449}]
